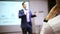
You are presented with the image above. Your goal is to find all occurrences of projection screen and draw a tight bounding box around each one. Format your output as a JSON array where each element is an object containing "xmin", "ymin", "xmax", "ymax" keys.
[{"xmin": 0, "ymin": 1, "xmax": 29, "ymax": 25}]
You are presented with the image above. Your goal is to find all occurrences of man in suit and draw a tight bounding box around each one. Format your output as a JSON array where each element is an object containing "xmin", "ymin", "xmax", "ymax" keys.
[{"xmin": 19, "ymin": 2, "xmax": 36, "ymax": 34}]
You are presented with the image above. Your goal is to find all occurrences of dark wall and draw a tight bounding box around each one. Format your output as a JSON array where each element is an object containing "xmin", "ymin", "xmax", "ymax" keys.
[{"xmin": 48, "ymin": 0, "xmax": 56, "ymax": 12}]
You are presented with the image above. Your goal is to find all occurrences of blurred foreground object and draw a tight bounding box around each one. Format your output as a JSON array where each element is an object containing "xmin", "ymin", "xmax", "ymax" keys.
[
  {"xmin": 44, "ymin": 0, "xmax": 60, "ymax": 22},
  {"xmin": 40, "ymin": 15, "xmax": 60, "ymax": 34}
]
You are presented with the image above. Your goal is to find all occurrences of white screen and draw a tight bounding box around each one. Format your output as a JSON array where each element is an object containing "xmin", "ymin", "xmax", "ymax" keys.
[{"xmin": 0, "ymin": 1, "xmax": 29, "ymax": 25}]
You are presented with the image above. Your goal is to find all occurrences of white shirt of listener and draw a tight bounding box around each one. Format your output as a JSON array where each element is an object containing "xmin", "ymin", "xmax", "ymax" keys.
[{"xmin": 40, "ymin": 15, "xmax": 60, "ymax": 34}]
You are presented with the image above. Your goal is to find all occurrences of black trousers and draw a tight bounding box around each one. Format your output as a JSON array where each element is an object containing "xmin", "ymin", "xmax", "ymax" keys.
[{"xmin": 21, "ymin": 22, "xmax": 32, "ymax": 34}]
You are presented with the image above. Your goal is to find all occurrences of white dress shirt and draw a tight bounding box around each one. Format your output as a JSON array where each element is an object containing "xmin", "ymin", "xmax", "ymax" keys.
[
  {"xmin": 48, "ymin": 15, "xmax": 60, "ymax": 34},
  {"xmin": 23, "ymin": 8, "xmax": 30, "ymax": 22}
]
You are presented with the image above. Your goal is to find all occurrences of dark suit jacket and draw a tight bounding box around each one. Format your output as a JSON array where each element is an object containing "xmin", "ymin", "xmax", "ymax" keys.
[{"xmin": 19, "ymin": 9, "xmax": 36, "ymax": 28}]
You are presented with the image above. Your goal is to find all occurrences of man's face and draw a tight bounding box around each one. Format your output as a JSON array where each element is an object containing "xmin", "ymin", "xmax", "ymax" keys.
[{"xmin": 22, "ymin": 3, "xmax": 27, "ymax": 9}]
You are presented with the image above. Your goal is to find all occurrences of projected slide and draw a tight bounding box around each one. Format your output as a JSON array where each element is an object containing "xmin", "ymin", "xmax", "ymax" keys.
[{"xmin": 0, "ymin": 1, "xmax": 29, "ymax": 25}]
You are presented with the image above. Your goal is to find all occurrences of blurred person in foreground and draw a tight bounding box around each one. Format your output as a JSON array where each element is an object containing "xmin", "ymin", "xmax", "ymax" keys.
[{"xmin": 40, "ymin": 0, "xmax": 60, "ymax": 34}]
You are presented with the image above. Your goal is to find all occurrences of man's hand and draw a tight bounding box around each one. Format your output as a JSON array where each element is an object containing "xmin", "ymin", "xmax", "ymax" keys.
[{"xmin": 34, "ymin": 11, "xmax": 39, "ymax": 16}]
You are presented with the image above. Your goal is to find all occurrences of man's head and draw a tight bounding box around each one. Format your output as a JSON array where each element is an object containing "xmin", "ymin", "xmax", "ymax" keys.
[{"xmin": 22, "ymin": 2, "xmax": 27, "ymax": 9}]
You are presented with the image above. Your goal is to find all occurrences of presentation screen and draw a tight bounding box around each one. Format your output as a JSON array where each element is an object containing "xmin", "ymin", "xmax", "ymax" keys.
[{"xmin": 0, "ymin": 1, "xmax": 29, "ymax": 25}]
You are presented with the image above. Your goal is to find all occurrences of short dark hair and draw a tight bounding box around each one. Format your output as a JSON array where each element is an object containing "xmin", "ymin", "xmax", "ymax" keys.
[{"xmin": 22, "ymin": 1, "xmax": 25, "ymax": 5}]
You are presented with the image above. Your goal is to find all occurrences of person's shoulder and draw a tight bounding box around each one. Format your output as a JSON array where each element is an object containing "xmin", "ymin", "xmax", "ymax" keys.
[{"xmin": 19, "ymin": 9, "xmax": 23, "ymax": 13}]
